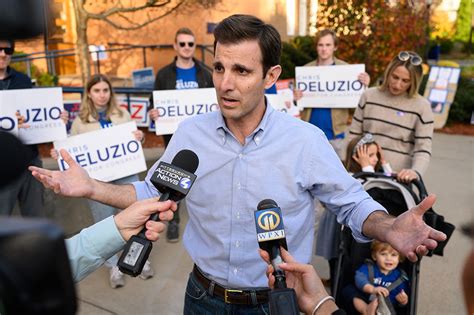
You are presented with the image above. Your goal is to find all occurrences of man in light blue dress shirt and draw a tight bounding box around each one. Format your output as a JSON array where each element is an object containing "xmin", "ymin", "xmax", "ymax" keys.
[{"xmin": 30, "ymin": 14, "xmax": 446, "ymax": 314}]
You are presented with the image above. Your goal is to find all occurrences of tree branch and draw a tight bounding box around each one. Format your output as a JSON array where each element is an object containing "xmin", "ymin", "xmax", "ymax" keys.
[
  {"xmin": 87, "ymin": 0, "xmax": 184, "ymax": 19},
  {"xmin": 99, "ymin": 1, "xmax": 186, "ymax": 30}
]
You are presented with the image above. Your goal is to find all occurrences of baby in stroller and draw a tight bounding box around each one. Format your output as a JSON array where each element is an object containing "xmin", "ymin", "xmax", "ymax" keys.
[{"xmin": 343, "ymin": 240, "xmax": 409, "ymax": 315}]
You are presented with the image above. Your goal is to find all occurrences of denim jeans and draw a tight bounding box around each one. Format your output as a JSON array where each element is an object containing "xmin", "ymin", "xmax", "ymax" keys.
[{"xmin": 184, "ymin": 272, "xmax": 269, "ymax": 315}]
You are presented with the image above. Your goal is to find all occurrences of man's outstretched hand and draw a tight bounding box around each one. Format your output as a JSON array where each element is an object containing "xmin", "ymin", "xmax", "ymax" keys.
[
  {"xmin": 384, "ymin": 194, "xmax": 447, "ymax": 262},
  {"xmin": 29, "ymin": 148, "xmax": 94, "ymax": 198}
]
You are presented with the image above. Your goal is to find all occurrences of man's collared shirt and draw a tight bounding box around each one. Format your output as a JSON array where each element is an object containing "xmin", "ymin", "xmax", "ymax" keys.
[{"xmin": 133, "ymin": 102, "xmax": 384, "ymax": 288}]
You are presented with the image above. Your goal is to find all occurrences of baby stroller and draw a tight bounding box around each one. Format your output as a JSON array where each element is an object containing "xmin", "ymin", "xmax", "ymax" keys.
[{"xmin": 331, "ymin": 172, "xmax": 455, "ymax": 315}]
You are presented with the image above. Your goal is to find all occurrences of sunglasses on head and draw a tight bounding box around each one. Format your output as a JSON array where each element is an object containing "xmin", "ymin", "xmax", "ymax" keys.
[
  {"xmin": 397, "ymin": 51, "xmax": 422, "ymax": 66},
  {"xmin": 178, "ymin": 42, "xmax": 195, "ymax": 48},
  {"xmin": 0, "ymin": 47, "xmax": 14, "ymax": 55}
]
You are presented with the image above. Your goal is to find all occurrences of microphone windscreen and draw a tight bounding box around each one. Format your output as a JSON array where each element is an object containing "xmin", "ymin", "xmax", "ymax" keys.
[
  {"xmin": 171, "ymin": 149, "xmax": 199, "ymax": 173},
  {"xmin": 0, "ymin": 132, "xmax": 33, "ymax": 188},
  {"xmin": 258, "ymin": 199, "xmax": 278, "ymax": 210}
]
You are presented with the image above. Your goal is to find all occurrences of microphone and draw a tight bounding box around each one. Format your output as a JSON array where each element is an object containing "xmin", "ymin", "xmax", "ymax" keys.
[
  {"xmin": 254, "ymin": 199, "xmax": 299, "ymax": 315},
  {"xmin": 118, "ymin": 149, "xmax": 199, "ymax": 276}
]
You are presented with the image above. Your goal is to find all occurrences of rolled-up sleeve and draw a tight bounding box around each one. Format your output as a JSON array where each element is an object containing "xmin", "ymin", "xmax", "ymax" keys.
[
  {"xmin": 306, "ymin": 130, "xmax": 387, "ymax": 242},
  {"xmin": 66, "ymin": 216, "xmax": 125, "ymax": 282}
]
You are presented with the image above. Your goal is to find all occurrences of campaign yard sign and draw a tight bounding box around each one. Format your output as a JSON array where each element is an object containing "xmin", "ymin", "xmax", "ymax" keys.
[
  {"xmin": 0, "ymin": 87, "xmax": 67, "ymax": 144},
  {"xmin": 117, "ymin": 96, "xmax": 149, "ymax": 127},
  {"xmin": 53, "ymin": 121, "xmax": 146, "ymax": 182},
  {"xmin": 0, "ymin": 92, "xmax": 19, "ymax": 136},
  {"xmin": 295, "ymin": 64, "xmax": 365, "ymax": 108},
  {"xmin": 132, "ymin": 67, "xmax": 155, "ymax": 89},
  {"xmin": 152, "ymin": 88, "xmax": 218, "ymax": 135}
]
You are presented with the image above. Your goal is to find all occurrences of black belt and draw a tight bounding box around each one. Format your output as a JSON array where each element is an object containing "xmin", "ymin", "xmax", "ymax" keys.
[{"xmin": 192, "ymin": 265, "xmax": 270, "ymax": 305}]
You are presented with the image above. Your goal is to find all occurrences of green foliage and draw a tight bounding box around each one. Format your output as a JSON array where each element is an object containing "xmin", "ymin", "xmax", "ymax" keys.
[
  {"xmin": 280, "ymin": 41, "xmax": 313, "ymax": 79},
  {"xmin": 315, "ymin": 0, "xmax": 429, "ymax": 81},
  {"xmin": 438, "ymin": 38, "xmax": 454, "ymax": 54},
  {"xmin": 448, "ymin": 77, "xmax": 474, "ymax": 123},
  {"xmin": 454, "ymin": 0, "xmax": 472, "ymax": 42},
  {"xmin": 10, "ymin": 51, "xmax": 58, "ymax": 87}
]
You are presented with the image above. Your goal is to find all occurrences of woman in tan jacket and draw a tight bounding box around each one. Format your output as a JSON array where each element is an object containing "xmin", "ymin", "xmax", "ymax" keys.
[{"xmin": 51, "ymin": 74, "xmax": 153, "ymax": 288}]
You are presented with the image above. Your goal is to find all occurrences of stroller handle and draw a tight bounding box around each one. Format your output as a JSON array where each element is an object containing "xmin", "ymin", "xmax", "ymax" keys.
[{"xmin": 352, "ymin": 172, "xmax": 429, "ymax": 200}]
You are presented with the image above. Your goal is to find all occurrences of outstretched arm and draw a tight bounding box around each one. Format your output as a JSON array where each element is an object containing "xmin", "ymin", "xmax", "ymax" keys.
[
  {"xmin": 67, "ymin": 198, "xmax": 177, "ymax": 282},
  {"xmin": 29, "ymin": 149, "xmax": 137, "ymax": 209},
  {"xmin": 362, "ymin": 194, "xmax": 447, "ymax": 262}
]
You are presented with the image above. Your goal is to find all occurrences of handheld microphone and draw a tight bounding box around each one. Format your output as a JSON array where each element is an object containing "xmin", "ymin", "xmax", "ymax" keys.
[
  {"xmin": 118, "ymin": 149, "xmax": 199, "ymax": 276},
  {"xmin": 254, "ymin": 199, "xmax": 299, "ymax": 315}
]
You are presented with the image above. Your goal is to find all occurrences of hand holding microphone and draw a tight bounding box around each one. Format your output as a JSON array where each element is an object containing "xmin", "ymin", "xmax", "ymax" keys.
[
  {"xmin": 254, "ymin": 199, "xmax": 298, "ymax": 315},
  {"xmin": 118, "ymin": 149, "xmax": 199, "ymax": 276}
]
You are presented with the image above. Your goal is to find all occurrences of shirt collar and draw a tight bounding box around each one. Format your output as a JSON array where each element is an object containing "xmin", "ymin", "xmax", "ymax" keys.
[{"xmin": 215, "ymin": 96, "xmax": 275, "ymax": 146}]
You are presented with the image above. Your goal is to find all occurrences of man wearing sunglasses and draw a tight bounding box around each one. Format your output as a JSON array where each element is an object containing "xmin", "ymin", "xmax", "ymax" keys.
[
  {"xmin": 0, "ymin": 38, "xmax": 45, "ymax": 219},
  {"xmin": 148, "ymin": 27, "xmax": 213, "ymax": 242}
]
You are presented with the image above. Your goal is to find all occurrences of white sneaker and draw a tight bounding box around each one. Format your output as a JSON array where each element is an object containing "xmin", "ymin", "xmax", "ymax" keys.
[
  {"xmin": 139, "ymin": 260, "xmax": 154, "ymax": 280},
  {"xmin": 109, "ymin": 266, "xmax": 125, "ymax": 289}
]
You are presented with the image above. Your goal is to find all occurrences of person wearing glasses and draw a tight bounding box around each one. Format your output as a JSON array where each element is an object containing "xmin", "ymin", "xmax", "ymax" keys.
[
  {"xmin": 0, "ymin": 39, "xmax": 44, "ymax": 218},
  {"xmin": 348, "ymin": 51, "xmax": 433, "ymax": 184},
  {"xmin": 148, "ymin": 27, "xmax": 213, "ymax": 242}
]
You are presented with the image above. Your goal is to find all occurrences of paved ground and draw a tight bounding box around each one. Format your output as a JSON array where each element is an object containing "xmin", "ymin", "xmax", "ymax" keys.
[{"xmin": 26, "ymin": 133, "xmax": 473, "ymax": 314}]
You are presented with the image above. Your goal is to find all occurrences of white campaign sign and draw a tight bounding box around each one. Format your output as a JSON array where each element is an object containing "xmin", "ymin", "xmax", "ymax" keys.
[
  {"xmin": 295, "ymin": 64, "xmax": 365, "ymax": 108},
  {"xmin": 153, "ymin": 88, "xmax": 218, "ymax": 135},
  {"xmin": 0, "ymin": 92, "xmax": 19, "ymax": 136},
  {"xmin": 265, "ymin": 94, "xmax": 300, "ymax": 119},
  {"xmin": 53, "ymin": 122, "xmax": 146, "ymax": 182},
  {"xmin": 0, "ymin": 88, "xmax": 67, "ymax": 144}
]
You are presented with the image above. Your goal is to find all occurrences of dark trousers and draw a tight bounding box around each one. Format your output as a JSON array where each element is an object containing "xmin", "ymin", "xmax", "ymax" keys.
[{"xmin": 0, "ymin": 156, "xmax": 44, "ymax": 217}]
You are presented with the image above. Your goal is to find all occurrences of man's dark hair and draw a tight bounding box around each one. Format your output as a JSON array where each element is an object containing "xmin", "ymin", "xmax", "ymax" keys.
[
  {"xmin": 213, "ymin": 14, "xmax": 281, "ymax": 77},
  {"xmin": 175, "ymin": 27, "xmax": 194, "ymax": 42},
  {"xmin": 0, "ymin": 39, "xmax": 15, "ymax": 51}
]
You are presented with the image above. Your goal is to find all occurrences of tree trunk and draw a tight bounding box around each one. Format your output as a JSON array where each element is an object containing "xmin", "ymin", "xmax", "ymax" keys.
[{"xmin": 72, "ymin": 0, "xmax": 90, "ymax": 85}]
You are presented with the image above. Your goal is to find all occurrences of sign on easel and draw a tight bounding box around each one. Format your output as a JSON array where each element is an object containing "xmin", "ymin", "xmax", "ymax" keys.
[{"xmin": 424, "ymin": 66, "xmax": 461, "ymax": 129}]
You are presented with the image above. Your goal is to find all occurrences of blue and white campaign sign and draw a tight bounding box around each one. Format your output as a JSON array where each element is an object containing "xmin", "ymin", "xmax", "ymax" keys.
[
  {"xmin": 295, "ymin": 64, "xmax": 365, "ymax": 108},
  {"xmin": 53, "ymin": 121, "xmax": 146, "ymax": 182},
  {"xmin": 132, "ymin": 67, "xmax": 155, "ymax": 89},
  {"xmin": 152, "ymin": 88, "xmax": 218, "ymax": 135},
  {"xmin": 118, "ymin": 96, "xmax": 149, "ymax": 127},
  {"xmin": 0, "ymin": 93, "xmax": 19, "ymax": 135},
  {"xmin": 0, "ymin": 87, "xmax": 67, "ymax": 144},
  {"xmin": 265, "ymin": 94, "xmax": 301, "ymax": 119}
]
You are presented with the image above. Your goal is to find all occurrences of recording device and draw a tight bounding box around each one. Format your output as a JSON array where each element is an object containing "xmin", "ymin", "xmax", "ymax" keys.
[
  {"xmin": 118, "ymin": 149, "xmax": 199, "ymax": 276},
  {"xmin": 254, "ymin": 199, "xmax": 299, "ymax": 315},
  {"xmin": 0, "ymin": 218, "xmax": 76, "ymax": 314}
]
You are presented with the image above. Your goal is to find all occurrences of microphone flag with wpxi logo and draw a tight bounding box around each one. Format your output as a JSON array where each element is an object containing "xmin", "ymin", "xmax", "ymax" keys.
[
  {"xmin": 150, "ymin": 149, "xmax": 198, "ymax": 202},
  {"xmin": 254, "ymin": 201, "xmax": 288, "ymax": 252}
]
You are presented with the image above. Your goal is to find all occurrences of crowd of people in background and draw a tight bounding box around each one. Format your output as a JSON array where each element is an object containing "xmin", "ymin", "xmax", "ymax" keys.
[{"xmin": 1, "ymin": 12, "xmax": 468, "ymax": 315}]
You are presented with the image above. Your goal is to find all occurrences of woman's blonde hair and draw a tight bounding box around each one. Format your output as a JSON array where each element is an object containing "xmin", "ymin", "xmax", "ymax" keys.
[
  {"xmin": 79, "ymin": 74, "xmax": 122, "ymax": 123},
  {"xmin": 379, "ymin": 51, "xmax": 423, "ymax": 97}
]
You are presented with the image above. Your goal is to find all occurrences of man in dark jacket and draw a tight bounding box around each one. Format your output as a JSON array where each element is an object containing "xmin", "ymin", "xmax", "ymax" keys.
[
  {"xmin": 148, "ymin": 28, "xmax": 213, "ymax": 242},
  {"xmin": 0, "ymin": 38, "xmax": 44, "ymax": 217}
]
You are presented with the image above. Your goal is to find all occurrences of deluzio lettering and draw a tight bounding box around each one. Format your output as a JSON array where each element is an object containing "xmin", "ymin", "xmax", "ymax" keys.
[
  {"xmin": 156, "ymin": 103, "xmax": 218, "ymax": 117},
  {"xmin": 297, "ymin": 80, "xmax": 363, "ymax": 92},
  {"xmin": 0, "ymin": 116, "xmax": 15, "ymax": 131},
  {"xmin": 60, "ymin": 140, "xmax": 140, "ymax": 169},
  {"xmin": 22, "ymin": 106, "xmax": 62, "ymax": 123}
]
